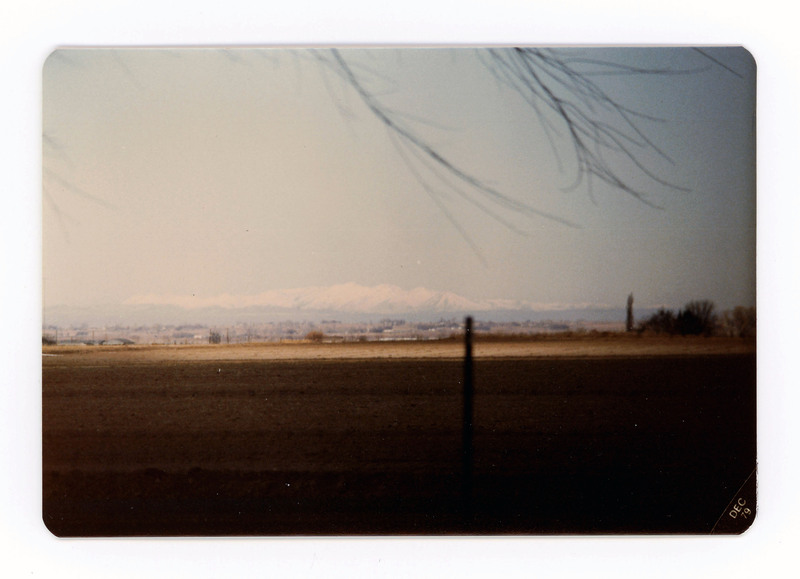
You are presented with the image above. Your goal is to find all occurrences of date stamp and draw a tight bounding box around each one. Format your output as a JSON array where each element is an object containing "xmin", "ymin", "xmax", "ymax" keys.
[
  {"xmin": 711, "ymin": 468, "xmax": 756, "ymax": 534},
  {"xmin": 728, "ymin": 497, "xmax": 752, "ymax": 520}
]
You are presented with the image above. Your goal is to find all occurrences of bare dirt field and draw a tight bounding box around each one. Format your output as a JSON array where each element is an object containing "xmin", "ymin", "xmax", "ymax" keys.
[{"xmin": 42, "ymin": 337, "xmax": 756, "ymax": 536}]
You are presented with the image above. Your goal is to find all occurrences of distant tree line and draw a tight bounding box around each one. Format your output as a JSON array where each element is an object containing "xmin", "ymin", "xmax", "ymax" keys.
[{"xmin": 637, "ymin": 301, "xmax": 755, "ymax": 338}]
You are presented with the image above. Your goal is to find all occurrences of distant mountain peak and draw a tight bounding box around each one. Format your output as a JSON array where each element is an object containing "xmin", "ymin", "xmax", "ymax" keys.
[
  {"xmin": 47, "ymin": 285, "xmax": 632, "ymax": 327},
  {"xmin": 123, "ymin": 283, "xmax": 527, "ymax": 313}
]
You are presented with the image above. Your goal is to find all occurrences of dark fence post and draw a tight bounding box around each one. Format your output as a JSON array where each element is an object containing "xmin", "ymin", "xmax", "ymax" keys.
[{"xmin": 462, "ymin": 316, "xmax": 474, "ymax": 525}]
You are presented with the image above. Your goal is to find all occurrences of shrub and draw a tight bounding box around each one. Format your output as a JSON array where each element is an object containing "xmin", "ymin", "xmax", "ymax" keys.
[{"xmin": 306, "ymin": 331, "xmax": 324, "ymax": 343}]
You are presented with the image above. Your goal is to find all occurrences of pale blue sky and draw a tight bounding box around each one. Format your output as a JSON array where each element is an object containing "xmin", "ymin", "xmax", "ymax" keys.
[{"xmin": 42, "ymin": 46, "xmax": 755, "ymax": 312}]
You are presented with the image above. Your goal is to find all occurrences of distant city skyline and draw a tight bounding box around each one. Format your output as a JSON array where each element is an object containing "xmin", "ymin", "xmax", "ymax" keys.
[{"xmin": 43, "ymin": 47, "xmax": 756, "ymax": 317}]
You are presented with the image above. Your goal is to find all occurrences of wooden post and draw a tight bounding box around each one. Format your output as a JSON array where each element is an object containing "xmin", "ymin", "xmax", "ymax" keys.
[{"xmin": 463, "ymin": 316, "xmax": 474, "ymax": 523}]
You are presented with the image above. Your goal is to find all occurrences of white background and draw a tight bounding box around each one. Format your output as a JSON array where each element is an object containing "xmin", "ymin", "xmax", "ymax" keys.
[{"xmin": 2, "ymin": 1, "xmax": 798, "ymax": 577}]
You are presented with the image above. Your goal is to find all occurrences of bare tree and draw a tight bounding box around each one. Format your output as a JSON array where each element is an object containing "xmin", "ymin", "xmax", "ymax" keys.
[
  {"xmin": 44, "ymin": 47, "xmax": 742, "ymax": 251},
  {"xmin": 639, "ymin": 301, "xmax": 718, "ymax": 336},
  {"xmin": 638, "ymin": 308, "xmax": 677, "ymax": 335},
  {"xmin": 721, "ymin": 306, "xmax": 756, "ymax": 338},
  {"xmin": 307, "ymin": 47, "xmax": 735, "ymax": 251},
  {"xmin": 678, "ymin": 300, "xmax": 717, "ymax": 336}
]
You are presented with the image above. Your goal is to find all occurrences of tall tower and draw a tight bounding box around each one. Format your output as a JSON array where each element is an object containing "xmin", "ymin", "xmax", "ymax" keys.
[{"xmin": 626, "ymin": 293, "xmax": 634, "ymax": 332}]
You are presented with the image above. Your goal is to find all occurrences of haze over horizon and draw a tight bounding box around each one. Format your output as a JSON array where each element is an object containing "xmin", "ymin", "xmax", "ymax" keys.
[
  {"xmin": 43, "ymin": 47, "xmax": 756, "ymax": 319},
  {"xmin": 120, "ymin": 281, "xmax": 627, "ymax": 312}
]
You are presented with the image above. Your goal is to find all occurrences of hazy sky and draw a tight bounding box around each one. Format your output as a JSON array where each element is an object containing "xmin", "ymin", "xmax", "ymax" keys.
[{"xmin": 42, "ymin": 46, "xmax": 755, "ymax": 312}]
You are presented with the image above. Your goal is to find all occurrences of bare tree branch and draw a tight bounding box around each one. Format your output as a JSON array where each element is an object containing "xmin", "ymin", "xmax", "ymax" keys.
[
  {"xmin": 44, "ymin": 48, "xmax": 741, "ymax": 255},
  {"xmin": 315, "ymin": 49, "xmax": 581, "ymax": 231},
  {"xmin": 482, "ymin": 48, "xmax": 696, "ymax": 206},
  {"xmin": 309, "ymin": 47, "xmax": 719, "ymax": 251}
]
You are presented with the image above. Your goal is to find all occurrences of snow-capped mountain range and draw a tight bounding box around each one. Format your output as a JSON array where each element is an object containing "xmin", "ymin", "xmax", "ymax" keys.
[
  {"xmin": 122, "ymin": 282, "xmax": 599, "ymax": 314},
  {"xmin": 45, "ymin": 284, "xmax": 637, "ymax": 327}
]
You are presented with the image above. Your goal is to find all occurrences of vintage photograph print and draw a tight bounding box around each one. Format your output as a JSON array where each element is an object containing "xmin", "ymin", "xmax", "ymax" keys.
[{"xmin": 42, "ymin": 47, "xmax": 756, "ymax": 536}]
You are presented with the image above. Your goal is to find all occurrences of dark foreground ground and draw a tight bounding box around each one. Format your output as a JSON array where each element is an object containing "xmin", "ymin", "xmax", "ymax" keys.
[{"xmin": 42, "ymin": 347, "xmax": 756, "ymax": 536}]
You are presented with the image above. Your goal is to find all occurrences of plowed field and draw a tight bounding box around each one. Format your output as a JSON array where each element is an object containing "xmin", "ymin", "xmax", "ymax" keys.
[{"xmin": 42, "ymin": 338, "xmax": 756, "ymax": 536}]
